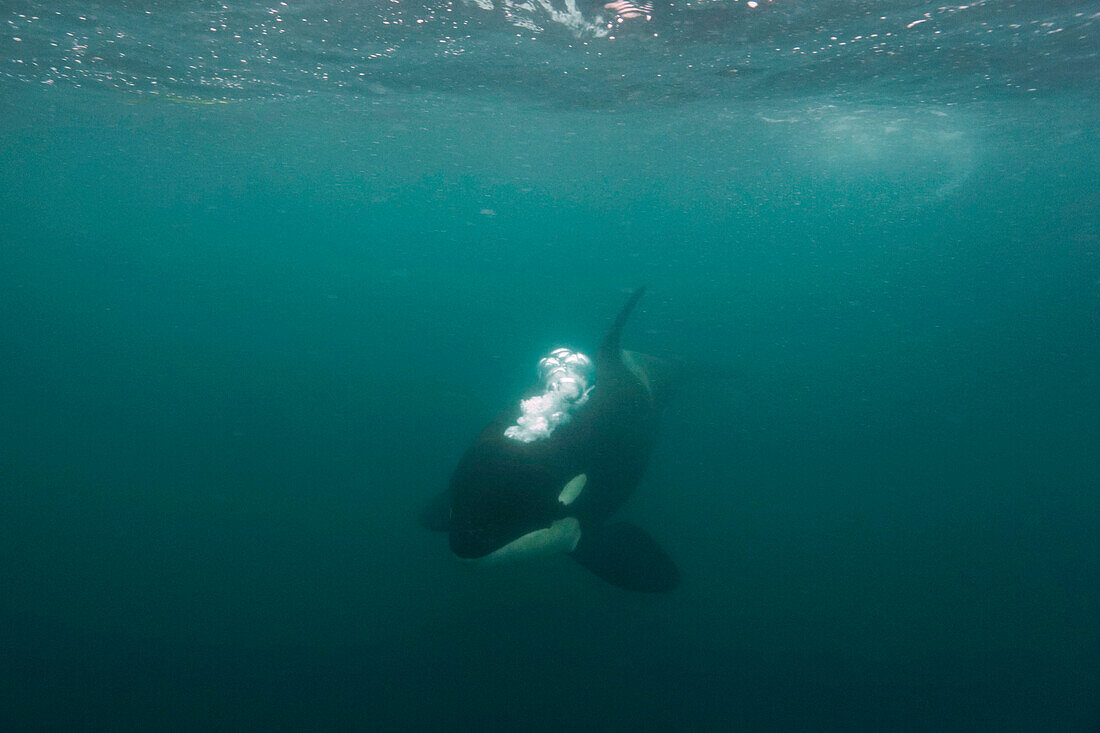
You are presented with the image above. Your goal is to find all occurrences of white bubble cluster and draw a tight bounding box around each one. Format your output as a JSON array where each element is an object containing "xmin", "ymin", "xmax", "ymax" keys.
[{"xmin": 504, "ymin": 348, "xmax": 594, "ymax": 443}]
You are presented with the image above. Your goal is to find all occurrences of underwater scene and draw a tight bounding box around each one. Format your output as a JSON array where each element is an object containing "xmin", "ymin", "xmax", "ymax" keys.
[{"xmin": 1, "ymin": 0, "xmax": 1098, "ymax": 730}]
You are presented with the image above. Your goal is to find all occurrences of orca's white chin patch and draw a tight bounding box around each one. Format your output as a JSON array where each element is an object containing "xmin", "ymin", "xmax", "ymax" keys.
[{"xmin": 464, "ymin": 517, "xmax": 581, "ymax": 565}]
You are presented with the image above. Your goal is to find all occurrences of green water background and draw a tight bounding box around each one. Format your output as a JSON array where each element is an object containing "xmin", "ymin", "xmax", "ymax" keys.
[{"xmin": 1, "ymin": 3, "xmax": 1098, "ymax": 728}]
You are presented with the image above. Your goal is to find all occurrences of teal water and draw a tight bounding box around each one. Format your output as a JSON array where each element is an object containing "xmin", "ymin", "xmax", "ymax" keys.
[{"xmin": 1, "ymin": 1, "xmax": 1098, "ymax": 730}]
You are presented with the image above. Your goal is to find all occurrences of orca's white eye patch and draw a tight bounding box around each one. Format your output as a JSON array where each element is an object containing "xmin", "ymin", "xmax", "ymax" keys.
[{"xmin": 558, "ymin": 473, "xmax": 587, "ymax": 506}]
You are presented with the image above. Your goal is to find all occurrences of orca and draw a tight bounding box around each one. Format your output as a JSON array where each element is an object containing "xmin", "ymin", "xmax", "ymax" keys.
[{"xmin": 420, "ymin": 287, "xmax": 680, "ymax": 592}]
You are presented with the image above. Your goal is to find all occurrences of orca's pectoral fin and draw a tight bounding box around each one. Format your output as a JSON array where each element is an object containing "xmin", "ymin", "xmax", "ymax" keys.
[
  {"xmin": 418, "ymin": 490, "xmax": 452, "ymax": 532},
  {"xmin": 570, "ymin": 522, "xmax": 679, "ymax": 592}
]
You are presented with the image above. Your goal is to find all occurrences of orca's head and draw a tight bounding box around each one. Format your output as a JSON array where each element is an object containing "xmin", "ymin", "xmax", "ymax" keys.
[{"xmin": 447, "ymin": 452, "xmax": 582, "ymax": 563}]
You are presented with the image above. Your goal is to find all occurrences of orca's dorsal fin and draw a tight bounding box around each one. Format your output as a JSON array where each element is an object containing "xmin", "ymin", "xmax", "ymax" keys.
[{"xmin": 597, "ymin": 287, "xmax": 646, "ymax": 380}]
